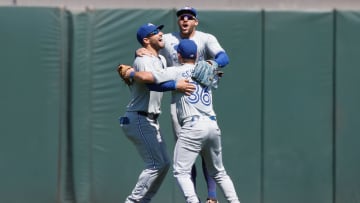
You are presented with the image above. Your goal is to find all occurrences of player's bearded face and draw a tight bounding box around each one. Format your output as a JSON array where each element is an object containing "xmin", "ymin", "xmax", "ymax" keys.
[
  {"xmin": 178, "ymin": 14, "xmax": 198, "ymax": 37},
  {"xmin": 148, "ymin": 31, "xmax": 165, "ymax": 50}
]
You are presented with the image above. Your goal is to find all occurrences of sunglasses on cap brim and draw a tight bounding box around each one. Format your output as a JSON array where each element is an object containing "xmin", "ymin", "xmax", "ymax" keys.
[
  {"xmin": 146, "ymin": 29, "xmax": 160, "ymax": 37},
  {"xmin": 178, "ymin": 14, "xmax": 196, "ymax": 21}
]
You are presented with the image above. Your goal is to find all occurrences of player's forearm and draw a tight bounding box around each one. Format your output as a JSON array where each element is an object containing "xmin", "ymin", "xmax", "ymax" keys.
[
  {"xmin": 128, "ymin": 71, "xmax": 155, "ymax": 83},
  {"xmin": 146, "ymin": 81, "xmax": 176, "ymax": 92}
]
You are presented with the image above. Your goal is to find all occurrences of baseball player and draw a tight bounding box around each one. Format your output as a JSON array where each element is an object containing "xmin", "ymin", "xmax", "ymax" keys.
[
  {"xmin": 136, "ymin": 6, "xmax": 229, "ymax": 203},
  {"xmin": 118, "ymin": 23, "xmax": 195, "ymax": 203},
  {"xmin": 119, "ymin": 39, "xmax": 240, "ymax": 203}
]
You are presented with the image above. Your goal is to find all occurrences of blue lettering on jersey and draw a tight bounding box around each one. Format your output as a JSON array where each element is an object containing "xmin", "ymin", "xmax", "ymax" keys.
[
  {"xmin": 187, "ymin": 82, "xmax": 211, "ymax": 106},
  {"xmin": 181, "ymin": 69, "xmax": 193, "ymax": 78}
]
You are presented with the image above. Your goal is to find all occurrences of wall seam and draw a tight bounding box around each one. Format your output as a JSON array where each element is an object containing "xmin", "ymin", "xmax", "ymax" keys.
[
  {"xmin": 260, "ymin": 9, "xmax": 265, "ymax": 203},
  {"xmin": 332, "ymin": 9, "xmax": 337, "ymax": 203}
]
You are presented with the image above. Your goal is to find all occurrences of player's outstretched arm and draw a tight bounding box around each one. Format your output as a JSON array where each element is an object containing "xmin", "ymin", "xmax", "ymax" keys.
[
  {"xmin": 125, "ymin": 68, "xmax": 195, "ymax": 95},
  {"xmin": 123, "ymin": 69, "xmax": 155, "ymax": 83},
  {"xmin": 117, "ymin": 64, "xmax": 154, "ymax": 84},
  {"xmin": 146, "ymin": 80, "xmax": 194, "ymax": 95}
]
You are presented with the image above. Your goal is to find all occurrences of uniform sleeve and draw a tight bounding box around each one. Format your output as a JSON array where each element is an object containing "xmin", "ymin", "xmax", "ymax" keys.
[
  {"xmin": 152, "ymin": 67, "xmax": 179, "ymax": 83},
  {"xmin": 205, "ymin": 33, "xmax": 230, "ymax": 67},
  {"xmin": 205, "ymin": 33, "xmax": 225, "ymax": 58},
  {"xmin": 215, "ymin": 51, "xmax": 230, "ymax": 67},
  {"xmin": 146, "ymin": 81, "xmax": 176, "ymax": 92}
]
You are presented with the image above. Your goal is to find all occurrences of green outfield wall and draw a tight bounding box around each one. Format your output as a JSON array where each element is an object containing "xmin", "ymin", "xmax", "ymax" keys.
[{"xmin": 0, "ymin": 7, "xmax": 359, "ymax": 203}]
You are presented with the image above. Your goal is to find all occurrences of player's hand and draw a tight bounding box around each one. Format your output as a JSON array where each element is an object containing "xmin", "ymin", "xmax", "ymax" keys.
[
  {"xmin": 176, "ymin": 79, "xmax": 195, "ymax": 96},
  {"xmin": 123, "ymin": 67, "xmax": 135, "ymax": 79},
  {"xmin": 216, "ymin": 70, "xmax": 224, "ymax": 77},
  {"xmin": 136, "ymin": 47, "xmax": 153, "ymax": 57},
  {"xmin": 117, "ymin": 64, "xmax": 134, "ymax": 85}
]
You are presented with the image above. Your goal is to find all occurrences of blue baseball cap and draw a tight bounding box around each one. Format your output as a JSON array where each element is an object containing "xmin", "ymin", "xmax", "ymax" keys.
[
  {"xmin": 136, "ymin": 23, "xmax": 164, "ymax": 45},
  {"xmin": 177, "ymin": 39, "xmax": 197, "ymax": 59},
  {"xmin": 176, "ymin": 6, "xmax": 197, "ymax": 18}
]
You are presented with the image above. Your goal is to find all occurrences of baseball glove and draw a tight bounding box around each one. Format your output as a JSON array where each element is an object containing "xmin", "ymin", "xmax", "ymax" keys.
[
  {"xmin": 117, "ymin": 64, "xmax": 133, "ymax": 85},
  {"xmin": 191, "ymin": 60, "xmax": 223, "ymax": 89}
]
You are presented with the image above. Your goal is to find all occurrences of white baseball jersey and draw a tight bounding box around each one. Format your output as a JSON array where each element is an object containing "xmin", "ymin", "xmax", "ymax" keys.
[
  {"xmin": 151, "ymin": 63, "xmax": 241, "ymax": 203},
  {"xmin": 160, "ymin": 31, "xmax": 225, "ymax": 67},
  {"xmin": 126, "ymin": 55, "xmax": 167, "ymax": 114},
  {"xmin": 151, "ymin": 63, "xmax": 216, "ymax": 124}
]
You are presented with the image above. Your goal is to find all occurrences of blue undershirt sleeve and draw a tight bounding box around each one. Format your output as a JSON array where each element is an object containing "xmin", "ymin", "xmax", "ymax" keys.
[
  {"xmin": 146, "ymin": 80, "xmax": 176, "ymax": 92},
  {"xmin": 215, "ymin": 51, "xmax": 230, "ymax": 68}
]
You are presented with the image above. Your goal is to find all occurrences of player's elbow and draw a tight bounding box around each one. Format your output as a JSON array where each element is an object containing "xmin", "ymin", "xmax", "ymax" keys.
[
  {"xmin": 215, "ymin": 51, "xmax": 230, "ymax": 67},
  {"xmin": 136, "ymin": 72, "xmax": 155, "ymax": 83}
]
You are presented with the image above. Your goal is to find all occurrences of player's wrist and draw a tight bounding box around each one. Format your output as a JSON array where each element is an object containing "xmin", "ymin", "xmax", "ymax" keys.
[
  {"xmin": 129, "ymin": 70, "xmax": 135, "ymax": 79},
  {"xmin": 124, "ymin": 68, "xmax": 134, "ymax": 79}
]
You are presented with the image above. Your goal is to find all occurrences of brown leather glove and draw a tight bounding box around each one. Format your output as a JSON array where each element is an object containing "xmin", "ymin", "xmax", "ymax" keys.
[{"xmin": 117, "ymin": 64, "xmax": 133, "ymax": 85}]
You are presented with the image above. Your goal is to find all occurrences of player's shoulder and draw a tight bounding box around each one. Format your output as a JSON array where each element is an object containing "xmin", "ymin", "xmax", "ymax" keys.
[
  {"xmin": 194, "ymin": 30, "xmax": 210, "ymax": 36},
  {"xmin": 163, "ymin": 32, "xmax": 181, "ymax": 40},
  {"xmin": 194, "ymin": 30, "xmax": 216, "ymax": 39},
  {"xmin": 133, "ymin": 55, "xmax": 155, "ymax": 68},
  {"xmin": 134, "ymin": 55, "xmax": 150, "ymax": 63},
  {"xmin": 181, "ymin": 64, "xmax": 196, "ymax": 77},
  {"xmin": 183, "ymin": 63, "xmax": 196, "ymax": 70}
]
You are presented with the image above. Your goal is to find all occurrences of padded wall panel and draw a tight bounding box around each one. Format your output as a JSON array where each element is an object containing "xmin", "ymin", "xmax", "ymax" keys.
[
  {"xmin": 3, "ymin": 7, "xmax": 359, "ymax": 203},
  {"xmin": 263, "ymin": 11, "xmax": 334, "ymax": 203},
  {"xmin": 198, "ymin": 11, "xmax": 263, "ymax": 203},
  {"xmin": 71, "ymin": 11, "xmax": 94, "ymax": 203},
  {"xmin": 335, "ymin": 11, "xmax": 360, "ymax": 203},
  {"xmin": 0, "ymin": 7, "xmax": 70, "ymax": 203}
]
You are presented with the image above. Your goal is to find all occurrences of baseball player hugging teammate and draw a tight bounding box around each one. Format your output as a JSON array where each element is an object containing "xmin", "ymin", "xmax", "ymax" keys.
[
  {"xmin": 118, "ymin": 23, "xmax": 194, "ymax": 203},
  {"xmin": 134, "ymin": 6, "xmax": 230, "ymax": 203},
  {"xmin": 118, "ymin": 39, "xmax": 240, "ymax": 203}
]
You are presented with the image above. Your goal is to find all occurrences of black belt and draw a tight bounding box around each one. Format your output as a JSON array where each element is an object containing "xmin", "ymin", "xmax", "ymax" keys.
[{"xmin": 137, "ymin": 111, "xmax": 160, "ymax": 120}]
